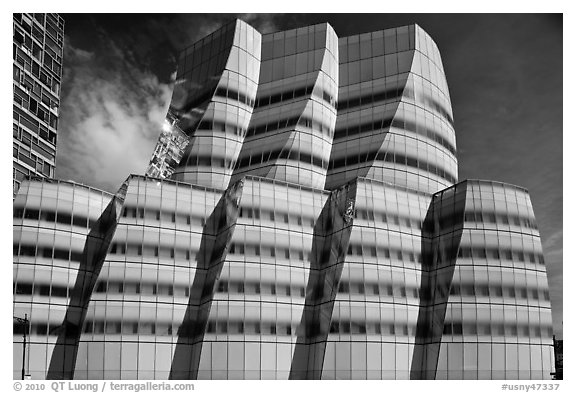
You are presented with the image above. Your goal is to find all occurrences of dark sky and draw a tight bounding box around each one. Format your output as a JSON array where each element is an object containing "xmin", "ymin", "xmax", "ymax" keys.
[{"xmin": 56, "ymin": 14, "xmax": 563, "ymax": 336}]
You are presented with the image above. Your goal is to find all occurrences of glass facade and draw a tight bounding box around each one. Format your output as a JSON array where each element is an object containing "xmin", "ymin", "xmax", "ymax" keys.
[
  {"xmin": 411, "ymin": 180, "xmax": 553, "ymax": 380},
  {"xmin": 14, "ymin": 20, "xmax": 555, "ymax": 380},
  {"xmin": 230, "ymin": 23, "xmax": 338, "ymax": 189},
  {"xmin": 146, "ymin": 20, "xmax": 262, "ymax": 190},
  {"xmin": 326, "ymin": 25, "xmax": 457, "ymax": 193},
  {"xmin": 13, "ymin": 179, "xmax": 115, "ymax": 379}
]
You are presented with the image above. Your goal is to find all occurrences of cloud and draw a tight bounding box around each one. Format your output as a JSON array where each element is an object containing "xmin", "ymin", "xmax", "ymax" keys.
[
  {"xmin": 54, "ymin": 14, "xmax": 285, "ymax": 193},
  {"xmin": 55, "ymin": 36, "xmax": 172, "ymax": 192},
  {"xmin": 238, "ymin": 14, "xmax": 281, "ymax": 34}
]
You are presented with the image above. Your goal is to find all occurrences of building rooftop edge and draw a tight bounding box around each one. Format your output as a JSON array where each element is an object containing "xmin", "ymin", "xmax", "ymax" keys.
[
  {"xmin": 20, "ymin": 174, "xmax": 531, "ymax": 201},
  {"xmin": 436, "ymin": 178, "xmax": 530, "ymax": 196},
  {"xmin": 21, "ymin": 176, "xmax": 114, "ymax": 196}
]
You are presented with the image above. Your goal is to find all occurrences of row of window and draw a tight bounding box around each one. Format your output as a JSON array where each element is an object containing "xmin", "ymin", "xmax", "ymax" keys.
[
  {"xmin": 14, "ymin": 52, "xmax": 61, "ymax": 105},
  {"xmin": 13, "ymin": 280, "xmax": 196, "ymax": 299},
  {"xmin": 446, "ymin": 283, "xmax": 549, "ymax": 301},
  {"xmin": 216, "ymin": 280, "xmax": 306, "ymax": 297},
  {"xmin": 14, "ymin": 319, "xmax": 551, "ymax": 339},
  {"xmin": 329, "ymin": 149, "xmax": 457, "ymax": 184},
  {"xmin": 95, "ymin": 281, "xmax": 191, "ymax": 297},
  {"xmin": 338, "ymin": 280, "xmax": 550, "ymax": 302},
  {"xmin": 13, "ymin": 76, "xmax": 59, "ymax": 129},
  {"xmin": 13, "ymin": 239, "xmax": 546, "ymax": 270},
  {"xmin": 330, "ymin": 320, "xmax": 411, "ymax": 335},
  {"xmin": 24, "ymin": 80, "xmax": 59, "ymax": 116},
  {"xmin": 13, "ymin": 143, "xmax": 53, "ymax": 179},
  {"xmin": 344, "ymin": 241, "xmax": 546, "ymax": 268},
  {"xmin": 403, "ymin": 87, "xmax": 454, "ymax": 128},
  {"xmin": 14, "ymin": 207, "xmax": 97, "ymax": 229},
  {"xmin": 464, "ymin": 211, "xmax": 538, "ymax": 230},
  {"xmin": 213, "ymin": 86, "xmax": 255, "ymax": 108},
  {"xmin": 353, "ymin": 208, "xmax": 537, "ymax": 233},
  {"xmin": 14, "ymin": 104, "xmax": 58, "ymax": 142},
  {"xmin": 13, "ymin": 54, "xmax": 60, "ymax": 101},
  {"xmin": 334, "ymin": 115, "xmax": 456, "ymax": 156},
  {"xmin": 205, "ymin": 320, "xmax": 293, "ymax": 336},
  {"xmin": 432, "ymin": 208, "xmax": 539, "ymax": 235},
  {"xmin": 14, "ymin": 122, "xmax": 56, "ymax": 164},
  {"xmin": 14, "ymin": 17, "xmax": 47, "ymax": 54},
  {"xmin": 13, "ymin": 74, "xmax": 58, "ymax": 126},
  {"xmin": 14, "ymin": 144, "xmax": 44, "ymax": 173},
  {"xmin": 14, "ymin": 110, "xmax": 57, "ymax": 150},
  {"xmin": 329, "ymin": 320, "xmax": 553, "ymax": 339},
  {"xmin": 228, "ymin": 243, "xmax": 307, "ymax": 261},
  {"xmin": 420, "ymin": 93, "xmax": 454, "ymax": 126},
  {"xmin": 108, "ymin": 242, "xmax": 308, "ymax": 263},
  {"xmin": 391, "ymin": 114, "xmax": 455, "ymax": 155},
  {"xmin": 244, "ymin": 114, "xmax": 333, "ymax": 139},
  {"xmin": 14, "ymin": 13, "xmax": 64, "ymax": 43},
  {"xmin": 228, "ymin": 240, "xmax": 546, "ymax": 269},
  {"xmin": 253, "ymin": 84, "xmax": 336, "ymax": 110},
  {"xmin": 122, "ymin": 205, "xmax": 317, "ymax": 230},
  {"xmin": 337, "ymin": 281, "xmax": 416, "ymax": 298},
  {"xmin": 15, "ymin": 318, "xmax": 549, "ymax": 340},
  {"xmin": 14, "ymin": 320, "xmax": 297, "ymax": 337},
  {"xmin": 121, "ymin": 206, "xmax": 205, "ymax": 226},
  {"xmin": 108, "ymin": 243, "xmax": 193, "ymax": 260},
  {"xmin": 180, "ymin": 154, "xmax": 236, "ymax": 170},
  {"xmin": 238, "ymin": 206, "xmax": 315, "ymax": 227},
  {"xmin": 14, "ymin": 23, "xmax": 62, "ymax": 77},
  {"xmin": 195, "ymin": 118, "xmax": 247, "ymax": 138},
  {"xmin": 93, "ymin": 280, "xmax": 304, "ymax": 299},
  {"xmin": 14, "ymin": 244, "xmax": 83, "ymax": 262},
  {"xmin": 234, "ymin": 146, "xmax": 329, "ymax": 171},
  {"xmin": 336, "ymin": 85, "xmax": 404, "ymax": 111},
  {"xmin": 456, "ymin": 246, "xmax": 545, "ymax": 265},
  {"xmin": 440, "ymin": 322, "xmax": 553, "ymax": 339},
  {"xmin": 337, "ymin": 85, "xmax": 453, "ymax": 128},
  {"xmin": 14, "ymin": 282, "xmax": 68, "ymax": 298},
  {"xmin": 13, "ymin": 274, "xmax": 551, "ymax": 305},
  {"xmin": 346, "ymin": 243, "xmax": 420, "ymax": 263},
  {"xmin": 353, "ymin": 208, "xmax": 421, "ymax": 229}
]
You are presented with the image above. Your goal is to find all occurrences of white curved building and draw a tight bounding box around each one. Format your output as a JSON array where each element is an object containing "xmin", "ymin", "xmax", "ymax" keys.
[{"xmin": 13, "ymin": 19, "xmax": 555, "ymax": 380}]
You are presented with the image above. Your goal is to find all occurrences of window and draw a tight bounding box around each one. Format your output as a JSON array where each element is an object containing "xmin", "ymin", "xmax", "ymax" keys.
[
  {"xmin": 125, "ymin": 282, "xmax": 140, "ymax": 294},
  {"xmin": 246, "ymin": 282, "xmax": 260, "ymax": 295},
  {"xmin": 490, "ymin": 286, "xmax": 503, "ymax": 297},
  {"xmin": 141, "ymin": 283, "xmax": 156, "ymax": 295}
]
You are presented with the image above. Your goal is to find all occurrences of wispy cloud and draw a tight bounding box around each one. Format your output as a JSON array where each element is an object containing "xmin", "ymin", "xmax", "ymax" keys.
[
  {"xmin": 55, "ymin": 35, "xmax": 172, "ymax": 192},
  {"xmin": 238, "ymin": 14, "xmax": 281, "ymax": 34},
  {"xmin": 55, "ymin": 14, "xmax": 285, "ymax": 193}
]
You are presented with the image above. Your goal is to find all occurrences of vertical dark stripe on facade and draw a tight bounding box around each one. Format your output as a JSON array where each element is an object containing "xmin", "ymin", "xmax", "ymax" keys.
[
  {"xmin": 46, "ymin": 181, "xmax": 128, "ymax": 379},
  {"xmin": 169, "ymin": 179, "xmax": 243, "ymax": 379},
  {"xmin": 289, "ymin": 181, "xmax": 357, "ymax": 379}
]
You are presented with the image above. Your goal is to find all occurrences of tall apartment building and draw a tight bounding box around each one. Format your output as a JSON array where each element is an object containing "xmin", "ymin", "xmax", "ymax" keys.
[
  {"xmin": 13, "ymin": 19, "xmax": 555, "ymax": 380},
  {"xmin": 13, "ymin": 13, "xmax": 64, "ymax": 196}
]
